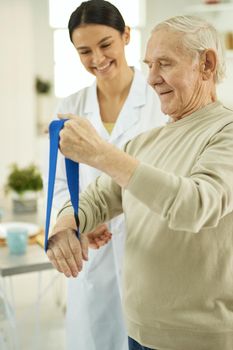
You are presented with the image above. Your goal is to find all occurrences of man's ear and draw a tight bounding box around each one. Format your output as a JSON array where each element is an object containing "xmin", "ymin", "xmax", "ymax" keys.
[
  {"xmin": 200, "ymin": 49, "xmax": 217, "ymax": 81},
  {"xmin": 123, "ymin": 26, "xmax": 131, "ymax": 45}
]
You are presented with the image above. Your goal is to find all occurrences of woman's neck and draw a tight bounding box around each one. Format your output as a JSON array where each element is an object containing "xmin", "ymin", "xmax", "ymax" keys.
[
  {"xmin": 97, "ymin": 65, "xmax": 134, "ymax": 101},
  {"xmin": 96, "ymin": 65, "xmax": 134, "ymax": 123}
]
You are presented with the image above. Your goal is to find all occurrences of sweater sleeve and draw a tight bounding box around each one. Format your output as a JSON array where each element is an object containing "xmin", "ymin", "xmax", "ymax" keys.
[
  {"xmin": 77, "ymin": 173, "xmax": 123, "ymax": 233},
  {"xmin": 126, "ymin": 123, "xmax": 233, "ymax": 233}
]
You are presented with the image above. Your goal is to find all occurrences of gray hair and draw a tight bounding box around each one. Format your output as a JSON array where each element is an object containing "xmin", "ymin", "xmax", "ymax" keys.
[{"xmin": 153, "ymin": 15, "xmax": 226, "ymax": 84}]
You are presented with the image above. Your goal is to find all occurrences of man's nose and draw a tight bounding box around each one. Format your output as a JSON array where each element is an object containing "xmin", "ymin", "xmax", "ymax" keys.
[{"xmin": 147, "ymin": 64, "xmax": 163, "ymax": 87}]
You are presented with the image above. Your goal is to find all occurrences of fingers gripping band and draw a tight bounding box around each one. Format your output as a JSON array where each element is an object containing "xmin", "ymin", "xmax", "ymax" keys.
[{"xmin": 45, "ymin": 119, "xmax": 80, "ymax": 251}]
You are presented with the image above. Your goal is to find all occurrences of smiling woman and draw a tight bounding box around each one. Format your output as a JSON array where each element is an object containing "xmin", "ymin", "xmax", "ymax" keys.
[
  {"xmin": 71, "ymin": 24, "xmax": 130, "ymax": 83},
  {"xmin": 50, "ymin": 0, "xmax": 143, "ymax": 98}
]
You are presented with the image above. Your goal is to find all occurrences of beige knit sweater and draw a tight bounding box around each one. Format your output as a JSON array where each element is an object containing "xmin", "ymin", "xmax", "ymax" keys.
[{"xmin": 59, "ymin": 102, "xmax": 233, "ymax": 350}]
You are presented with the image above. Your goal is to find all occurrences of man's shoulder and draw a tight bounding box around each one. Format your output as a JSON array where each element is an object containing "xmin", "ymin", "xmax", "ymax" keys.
[{"xmin": 124, "ymin": 126, "xmax": 164, "ymax": 155}]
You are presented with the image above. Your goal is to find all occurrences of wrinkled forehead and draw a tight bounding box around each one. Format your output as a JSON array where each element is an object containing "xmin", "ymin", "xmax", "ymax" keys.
[{"xmin": 145, "ymin": 28, "xmax": 188, "ymax": 61}]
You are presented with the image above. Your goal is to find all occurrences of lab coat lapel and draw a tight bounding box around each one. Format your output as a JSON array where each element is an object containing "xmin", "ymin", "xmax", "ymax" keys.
[
  {"xmin": 83, "ymin": 81, "xmax": 110, "ymax": 139},
  {"xmin": 109, "ymin": 69, "xmax": 146, "ymax": 141},
  {"xmin": 82, "ymin": 68, "xmax": 147, "ymax": 141}
]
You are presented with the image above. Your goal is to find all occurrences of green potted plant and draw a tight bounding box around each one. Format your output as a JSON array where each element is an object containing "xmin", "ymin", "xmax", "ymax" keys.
[
  {"xmin": 35, "ymin": 77, "xmax": 51, "ymax": 95},
  {"xmin": 5, "ymin": 163, "xmax": 43, "ymax": 213}
]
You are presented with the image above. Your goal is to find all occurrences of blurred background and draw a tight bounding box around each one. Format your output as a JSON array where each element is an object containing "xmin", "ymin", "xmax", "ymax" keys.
[{"xmin": 0, "ymin": 0, "xmax": 232, "ymax": 349}]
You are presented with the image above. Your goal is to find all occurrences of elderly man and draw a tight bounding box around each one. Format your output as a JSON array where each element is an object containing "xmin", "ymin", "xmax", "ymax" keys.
[{"xmin": 47, "ymin": 15, "xmax": 233, "ymax": 350}]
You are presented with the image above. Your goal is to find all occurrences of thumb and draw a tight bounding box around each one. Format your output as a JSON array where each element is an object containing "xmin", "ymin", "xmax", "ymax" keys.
[
  {"xmin": 80, "ymin": 233, "xmax": 89, "ymax": 261},
  {"xmin": 57, "ymin": 113, "xmax": 75, "ymax": 120}
]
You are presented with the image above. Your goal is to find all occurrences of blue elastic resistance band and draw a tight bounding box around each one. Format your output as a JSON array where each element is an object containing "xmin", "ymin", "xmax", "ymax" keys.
[{"xmin": 44, "ymin": 119, "xmax": 80, "ymax": 251}]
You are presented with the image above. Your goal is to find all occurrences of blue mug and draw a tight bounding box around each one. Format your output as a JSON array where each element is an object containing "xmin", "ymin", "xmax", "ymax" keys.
[{"xmin": 6, "ymin": 227, "xmax": 28, "ymax": 255}]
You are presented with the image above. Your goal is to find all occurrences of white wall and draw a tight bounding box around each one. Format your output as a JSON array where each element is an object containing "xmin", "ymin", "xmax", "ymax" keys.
[
  {"xmin": 0, "ymin": 0, "xmax": 35, "ymax": 191},
  {"xmin": 0, "ymin": 0, "xmax": 54, "ymax": 193}
]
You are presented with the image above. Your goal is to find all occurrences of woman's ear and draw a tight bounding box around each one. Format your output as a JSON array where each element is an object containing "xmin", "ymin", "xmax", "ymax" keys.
[
  {"xmin": 123, "ymin": 26, "xmax": 131, "ymax": 45},
  {"xmin": 200, "ymin": 49, "xmax": 217, "ymax": 81}
]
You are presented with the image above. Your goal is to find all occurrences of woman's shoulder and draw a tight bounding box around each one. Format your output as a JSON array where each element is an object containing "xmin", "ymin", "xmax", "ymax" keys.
[
  {"xmin": 57, "ymin": 83, "xmax": 95, "ymax": 114},
  {"xmin": 63, "ymin": 85, "xmax": 92, "ymax": 104}
]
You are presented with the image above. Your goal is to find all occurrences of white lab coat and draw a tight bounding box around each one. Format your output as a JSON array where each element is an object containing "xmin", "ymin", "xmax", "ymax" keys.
[{"xmin": 52, "ymin": 68, "xmax": 166, "ymax": 350}]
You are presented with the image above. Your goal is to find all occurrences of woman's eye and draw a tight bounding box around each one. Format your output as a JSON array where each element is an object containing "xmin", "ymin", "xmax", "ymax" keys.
[
  {"xmin": 101, "ymin": 43, "xmax": 111, "ymax": 49},
  {"xmin": 79, "ymin": 50, "xmax": 91, "ymax": 55}
]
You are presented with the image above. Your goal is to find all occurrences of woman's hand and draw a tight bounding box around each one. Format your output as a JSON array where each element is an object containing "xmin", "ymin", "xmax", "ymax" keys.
[{"xmin": 87, "ymin": 223, "xmax": 112, "ymax": 249}]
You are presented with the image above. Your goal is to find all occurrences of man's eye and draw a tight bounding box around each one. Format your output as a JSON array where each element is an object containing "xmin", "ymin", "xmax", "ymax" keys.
[{"xmin": 160, "ymin": 62, "xmax": 170, "ymax": 67}]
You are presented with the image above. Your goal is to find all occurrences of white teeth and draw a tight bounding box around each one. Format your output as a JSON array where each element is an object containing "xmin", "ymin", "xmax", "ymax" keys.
[{"xmin": 97, "ymin": 63, "xmax": 110, "ymax": 71}]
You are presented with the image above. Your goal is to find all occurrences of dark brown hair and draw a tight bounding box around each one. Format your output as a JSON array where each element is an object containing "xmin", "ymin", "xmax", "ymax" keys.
[{"xmin": 68, "ymin": 0, "xmax": 125, "ymax": 42}]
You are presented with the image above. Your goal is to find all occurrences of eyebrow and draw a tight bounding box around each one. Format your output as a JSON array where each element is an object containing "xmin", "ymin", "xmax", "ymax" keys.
[
  {"xmin": 143, "ymin": 55, "xmax": 171, "ymax": 64},
  {"xmin": 76, "ymin": 36, "xmax": 113, "ymax": 50}
]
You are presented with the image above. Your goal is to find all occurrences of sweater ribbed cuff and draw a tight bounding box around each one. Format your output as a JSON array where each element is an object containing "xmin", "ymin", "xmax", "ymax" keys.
[{"xmin": 57, "ymin": 205, "xmax": 87, "ymax": 233}]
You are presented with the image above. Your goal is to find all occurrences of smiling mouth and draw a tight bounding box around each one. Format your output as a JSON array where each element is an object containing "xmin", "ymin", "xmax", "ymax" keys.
[
  {"xmin": 159, "ymin": 90, "xmax": 173, "ymax": 96},
  {"xmin": 95, "ymin": 61, "xmax": 113, "ymax": 72}
]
